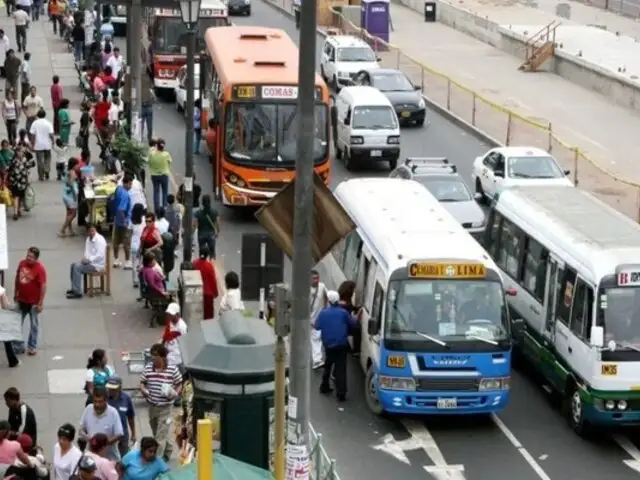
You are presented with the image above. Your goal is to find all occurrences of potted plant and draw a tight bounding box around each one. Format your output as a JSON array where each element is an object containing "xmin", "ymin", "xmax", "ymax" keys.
[{"xmin": 113, "ymin": 128, "xmax": 148, "ymax": 178}]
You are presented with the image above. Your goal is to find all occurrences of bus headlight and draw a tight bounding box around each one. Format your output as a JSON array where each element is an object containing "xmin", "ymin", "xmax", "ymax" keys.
[
  {"xmin": 378, "ymin": 376, "xmax": 416, "ymax": 391},
  {"xmin": 605, "ymin": 400, "xmax": 616, "ymax": 410},
  {"xmin": 226, "ymin": 172, "xmax": 246, "ymax": 188},
  {"xmin": 479, "ymin": 377, "xmax": 509, "ymax": 391},
  {"xmin": 618, "ymin": 400, "xmax": 628, "ymax": 411}
]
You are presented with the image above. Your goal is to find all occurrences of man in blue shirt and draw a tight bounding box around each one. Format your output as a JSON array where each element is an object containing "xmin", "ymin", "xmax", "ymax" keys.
[
  {"xmin": 100, "ymin": 18, "xmax": 114, "ymax": 42},
  {"xmin": 106, "ymin": 375, "xmax": 136, "ymax": 457},
  {"xmin": 314, "ymin": 290, "xmax": 356, "ymax": 402},
  {"xmin": 113, "ymin": 174, "xmax": 132, "ymax": 269}
]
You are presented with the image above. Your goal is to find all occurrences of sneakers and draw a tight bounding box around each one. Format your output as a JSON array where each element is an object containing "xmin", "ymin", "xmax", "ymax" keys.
[
  {"xmin": 312, "ymin": 361, "xmax": 325, "ymax": 370},
  {"xmin": 113, "ymin": 261, "xmax": 122, "ymax": 268},
  {"xmin": 123, "ymin": 261, "xmax": 133, "ymax": 270}
]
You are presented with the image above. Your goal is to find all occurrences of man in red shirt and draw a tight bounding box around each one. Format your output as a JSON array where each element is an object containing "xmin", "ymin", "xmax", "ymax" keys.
[
  {"xmin": 205, "ymin": 118, "xmax": 217, "ymax": 166},
  {"xmin": 13, "ymin": 247, "xmax": 47, "ymax": 356},
  {"xmin": 50, "ymin": 75, "xmax": 63, "ymax": 135},
  {"xmin": 192, "ymin": 246, "xmax": 219, "ymax": 320}
]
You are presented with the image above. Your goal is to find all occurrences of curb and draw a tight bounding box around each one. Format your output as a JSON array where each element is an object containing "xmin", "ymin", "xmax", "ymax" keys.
[{"xmin": 259, "ymin": 0, "xmax": 503, "ymax": 148}]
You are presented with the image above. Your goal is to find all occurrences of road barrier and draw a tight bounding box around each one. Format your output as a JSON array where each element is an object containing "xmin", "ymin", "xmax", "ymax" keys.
[
  {"xmin": 310, "ymin": 422, "xmax": 342, "ymax": 480},
  {"xmin": 321, "ymin": 7, "xmax": 640, "ymax": 221}
]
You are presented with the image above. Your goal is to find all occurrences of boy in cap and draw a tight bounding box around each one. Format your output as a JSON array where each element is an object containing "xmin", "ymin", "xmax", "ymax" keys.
[
  {"xmin": 106, "ymin": 376, "xmax": 136, "ymax": 457},
  {"xmin": 161, "ymin": 303, "xmax": 187, "ymax": 367}
]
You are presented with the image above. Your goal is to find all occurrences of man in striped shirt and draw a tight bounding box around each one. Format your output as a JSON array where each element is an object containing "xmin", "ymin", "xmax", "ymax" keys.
[{"xmin": 139, "ymin": 343, "xmax": 182, "ymax": 461}]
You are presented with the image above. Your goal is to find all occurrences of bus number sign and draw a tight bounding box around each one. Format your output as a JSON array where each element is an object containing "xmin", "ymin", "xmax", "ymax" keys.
[
  {"xmin": 617, "ymin": 268, "xmax": 640, "ymax": 286},
  {"xmin": 235, "ymin": 86, "xmax": 256, "ymax": 99},
  {"xmin": 408, "ymin": 262, "xmax": 486, "ymax": 279},
  {"xmin": 387, "ymin": 355, "xmax": 405, "ymax": 368},
  {"xmin": 601, "ymin": 364, "xmax": 618, "ymax": 376}
]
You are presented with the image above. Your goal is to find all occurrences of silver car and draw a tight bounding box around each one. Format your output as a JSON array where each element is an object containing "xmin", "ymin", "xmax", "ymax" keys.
[{"xmin": 390, "ymin": 157, "xmax": 486, "ymax": 240}]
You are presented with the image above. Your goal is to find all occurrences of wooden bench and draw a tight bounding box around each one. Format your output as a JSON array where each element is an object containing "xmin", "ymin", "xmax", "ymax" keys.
[{"xmin": 83, "ymin": 246, "xmax": 112, "ymax": 297}]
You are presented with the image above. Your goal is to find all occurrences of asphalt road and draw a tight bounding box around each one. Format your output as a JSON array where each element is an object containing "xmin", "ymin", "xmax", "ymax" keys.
[{"xmin": 119, "ymin": 3, "xmax": 640, "ymax": 478}]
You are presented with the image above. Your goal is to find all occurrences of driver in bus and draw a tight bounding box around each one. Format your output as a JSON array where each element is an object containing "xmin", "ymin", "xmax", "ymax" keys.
[{"xmin": 459, "ymin": 286, "xmax": 498, "ymax": 323}]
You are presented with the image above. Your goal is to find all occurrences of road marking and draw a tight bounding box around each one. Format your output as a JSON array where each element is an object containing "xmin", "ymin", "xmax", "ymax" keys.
[
  {"xmin": 491, "ymin": 414, "xmax": 552, "ymax": 480},
  {"xmin": 612, "ymin": 434, "xmax": 640, "ymax": 473},
  {"xmin": 372, "ymin": 433, "xmax": 411, "ymax": 465}
]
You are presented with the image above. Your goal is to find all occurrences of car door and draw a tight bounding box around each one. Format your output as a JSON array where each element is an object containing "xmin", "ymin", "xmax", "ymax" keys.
[
  {"xmin": 481, "ymin": 152, "xmax": 497, "ymax": 195},
  {"xmin": 492, "ymin": 153, "xmax": 506, "ymax": 194},
  {"xmin": 322, "ymin": 43, "xmax": 335, "ymax": 79}
]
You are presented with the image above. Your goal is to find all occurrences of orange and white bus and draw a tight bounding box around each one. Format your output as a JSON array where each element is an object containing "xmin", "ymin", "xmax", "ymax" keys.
[
  {"xmin": 142, "ymin": 1, "xmax": 229, "ymax": 92},
  {"xmin": 201, "ymin": 26, "xmax": 331, "ymax": 207}
]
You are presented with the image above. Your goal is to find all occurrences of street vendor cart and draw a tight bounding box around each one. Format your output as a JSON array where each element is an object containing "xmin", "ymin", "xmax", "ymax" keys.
[{"xmin": 81, "ymin": 173, "xmax": 118, "ymax": 233}]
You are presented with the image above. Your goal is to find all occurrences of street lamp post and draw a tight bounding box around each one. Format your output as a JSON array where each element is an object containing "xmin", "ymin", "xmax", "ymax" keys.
[{"xmin": 179, "ymin": 0, "xmax": 201, "ymax": 268}]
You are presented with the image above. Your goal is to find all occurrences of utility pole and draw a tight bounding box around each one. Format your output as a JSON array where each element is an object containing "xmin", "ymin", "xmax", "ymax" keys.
[
  {"xmin": 125, "ymin": 13, "xmax": 134, "ymax": 137},
  {"xmin": 287, "ymin": 0, "xmax": 317, "ymax": 473},
  {"xmin": 129, "ymin": 0, "xmax": 142, "ymax": 144},
  {"xmin": 181, "ymin": 25, "xmax": 196, "ymax": 267}
]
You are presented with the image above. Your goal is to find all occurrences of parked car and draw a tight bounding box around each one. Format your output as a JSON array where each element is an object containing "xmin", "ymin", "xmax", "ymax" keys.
[
  {"xmin": 471, "ymin": 146, "xmax": 572, "ymax": 202},
  {"xmin": 174, "ymin": 63, "xmax": 200, "ymax": 115},
  {"xmin": 320, "ymin": 34, "xmax": 380, "ymax": 91},
  {"xmin": 390, "ymin": 157, "xmax": 486, "ymax": 239},
  {"xmin": 352, "ymin": 68, "xmax": 426, "ymax": 126},
  {"xmin": 228, "ymin": 0, "xmax": 251, "ymax": 15}
]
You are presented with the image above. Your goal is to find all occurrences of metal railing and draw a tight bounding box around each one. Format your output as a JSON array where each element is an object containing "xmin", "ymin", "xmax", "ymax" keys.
[
  {"xmin": 523, "ymin": 20, "xmax": 560, "ymax": 63},
  {"xmin": 309, "ymin": 422, "xmax": 341, "ymax": 480},
  {"xmin": 326, "ymin": 6, "xmax": 640, "ymax": 222}
]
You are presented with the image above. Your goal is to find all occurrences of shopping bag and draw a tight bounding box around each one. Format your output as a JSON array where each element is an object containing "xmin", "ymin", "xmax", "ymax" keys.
[
  {"xmin": 0, "ymin": 186, "xmax": 13, "ymax": 207},
  {"xmin": 23, "ymin": 185, "xmax": 35, "ymax": 210},
  {"xmin": 0, "ymin": 309, "xmax": 23, "ymax": 342}
]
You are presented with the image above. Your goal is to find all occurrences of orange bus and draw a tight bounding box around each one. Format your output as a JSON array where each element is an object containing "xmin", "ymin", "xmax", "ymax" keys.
[{"xmin": 201, "ymin": 26, "xmax": 331, "ymax": 207}]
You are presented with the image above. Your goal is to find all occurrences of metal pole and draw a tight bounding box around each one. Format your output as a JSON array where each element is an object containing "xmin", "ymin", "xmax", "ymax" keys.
[
  {"xmin": 130, "ymin": 0, "xmax": 142, "ymax": 144},
  {"xmin": 125, "ymin": 14, "xmax": 134, "ymax": 137},
  {"xmin": 273, "ymin": 283, "xmax": 290, "ymax": 480},
  {"xmin": 197, "ymin": 419, "xmax": 213, "ymax": 480},
  {"xmin": 182, "ymin": 28, "xmax": 196, "ymax": 267},
  {"xmin": 287, "ymin": 0, "xmax": 317, "ymax": 470},
  {"xmin": 259, "ymin": 241, "xmax": 266, "ymax": 319}
]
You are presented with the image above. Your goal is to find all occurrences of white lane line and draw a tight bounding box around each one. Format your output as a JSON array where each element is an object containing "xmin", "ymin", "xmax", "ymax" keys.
[
  {"xmin": 491, "ymin": 414, "xmax": 552, "ymax": 480},
  {"xmin": 612, "ymin": 434, "xmax": 640, "ymax": 473}
]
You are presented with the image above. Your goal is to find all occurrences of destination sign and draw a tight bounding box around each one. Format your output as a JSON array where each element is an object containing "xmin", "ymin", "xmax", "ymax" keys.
[
  {"xmin": 408, "ymin": 262, "xmax": 486, "ymax": 279},
  {"xmin": 617, "ymin": 266, "xmax": 640, "ymax": 286},
  {"xmin": 232, "ymin": 85, "xmax": 323, "ymax": 101},
  {"xmin": 156, "ymin": 8, "xmax": 226, "ymax": 17}
]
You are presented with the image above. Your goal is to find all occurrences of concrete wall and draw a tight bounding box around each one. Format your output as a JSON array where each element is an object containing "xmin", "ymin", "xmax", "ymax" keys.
[
  {"xmin": 396, "ymin": 0, "xmax": 502, "ymax": 45},
  {"xmin": 499, "ymin": 26, "xmax": 640, "ymax": 111}
]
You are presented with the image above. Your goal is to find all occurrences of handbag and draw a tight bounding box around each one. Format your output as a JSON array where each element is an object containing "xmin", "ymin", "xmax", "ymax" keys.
[{"xmin": 23, "ymin": 185, "xmax": 35, "ymax": 210}]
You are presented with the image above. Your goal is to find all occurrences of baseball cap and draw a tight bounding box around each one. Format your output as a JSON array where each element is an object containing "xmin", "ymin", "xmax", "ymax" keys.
[
  {"xmin": 166, "ymin": 302, "xmax": 180, "ymax": 316},
  {"xmin": 78, "ymin": 456, "xmax": 97, "ymax": 472},
  {"xmin": 327, "ymin": 291, "xmax": 339, "ymax": 305},
  {"xmin": 106, "ymin": 375, "xmax": 123, "ymax": 389}
]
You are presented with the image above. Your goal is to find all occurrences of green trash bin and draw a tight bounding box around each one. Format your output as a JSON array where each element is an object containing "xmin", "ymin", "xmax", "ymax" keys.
[{"xmin": 179, "ymin": 311, "xmax": 287, "ymax": 472}]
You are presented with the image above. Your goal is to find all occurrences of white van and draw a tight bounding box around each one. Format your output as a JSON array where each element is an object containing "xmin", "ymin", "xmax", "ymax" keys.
[{"xmin": 333, "ymin": 86, "xmax": 400, "ymax": 171}]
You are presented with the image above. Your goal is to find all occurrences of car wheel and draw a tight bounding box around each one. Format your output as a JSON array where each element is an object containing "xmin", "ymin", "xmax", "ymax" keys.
[
  {"xmin": 246, "ymin": 8, "xmax": 251, "ymax": 15},
  {"xmin": 389, "ymin": 158, "xmax": 397, "ymax": 170},
  {"xmin": 344, "ymin": 149, "xmax": 355, "ymax": 171},
  {"xmin": 365, "ymin": 364, "xmax": 384, "ymax": 415},
  {"xmin": 415, "ymin": 118, "xmax": 425, "ymax": 127},
  {"xmin": 475, "ymin": 178, "xmax": 488, "ymax": 204},
  {"xmin": 332, "ymin": 75, "xmax": 340, "ymax": 92},
  {"xmin": 176, "ymin": 100, "xmax": 183, "ymax": 113}
]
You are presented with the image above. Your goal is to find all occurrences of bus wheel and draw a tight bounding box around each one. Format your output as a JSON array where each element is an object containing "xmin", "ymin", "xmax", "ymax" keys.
[
  {"xmin": 565, "ymin": 382, "xmax": 590, "ymax": 436},
  {"xmin": 365, "ymin": 365, "xmax": 384, "ymax": 415}
]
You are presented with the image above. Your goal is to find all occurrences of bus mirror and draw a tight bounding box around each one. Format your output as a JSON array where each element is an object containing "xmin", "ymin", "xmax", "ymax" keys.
[
  {"xmin": 368, "ymin": 318, "xmax": 379, "ymax": 336},
  {"xmin": 590, "ymin": 326, "xmax": 604, "ymax": 348},
  {"xmin": 505, "ymin": 288, "xmax": 517, "ymax": 297}
]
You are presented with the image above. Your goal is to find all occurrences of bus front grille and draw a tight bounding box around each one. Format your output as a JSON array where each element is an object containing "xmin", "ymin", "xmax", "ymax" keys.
[
  {"xmin": 416, "ymin": 378, "xmax": 479, "ymax": 392},
  {"xmin": 249, "ymin": 181, "xmax": 291, "ymax": 191}
]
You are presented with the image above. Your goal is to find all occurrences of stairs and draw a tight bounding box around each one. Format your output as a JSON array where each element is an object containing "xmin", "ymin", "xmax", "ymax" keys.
[{"xmin": 519, "ymin": 21, "xmax": 560, "ymax": 72}]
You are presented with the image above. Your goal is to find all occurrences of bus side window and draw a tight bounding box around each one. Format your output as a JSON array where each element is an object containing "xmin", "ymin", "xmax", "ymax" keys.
[
  {"xmin": 370, "ymin": 283, "xmax": 384, "ymax": 333},
  {"xmin": 364, "ymin": 260, "xmax": 378, "ymax": 311},
  {"xmin": 331, "ymin": 237, "xmax": 348, "ymax": 270},
  {"xmin": 569, "ymin": 278, "xmax": 594, "ymax": 340},
  {"xmin": 496, "ymin": 217, "xmax": 524, "ymax": 279},
  {"xmin": 556, "ymin": 267, "xmax": 577, "ymax": 326},
  {"xmin": 343, "ymin": 232, "xmax": 363, "ymax": 282},
  {"xmin": 484, "ymin": 210, "xmax": 503, "ymax": 258},
  {"xmin": 521, "ymin": 236, "xmax": 548, "ymax": 304},
  {"xmin": 355, "ymin": 255, "xmax": 370, "ymax": 307}
]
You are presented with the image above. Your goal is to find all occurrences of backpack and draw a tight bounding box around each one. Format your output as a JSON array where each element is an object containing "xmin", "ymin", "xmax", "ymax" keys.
[{"xmin": 84, "ymin": 366, "xmax": 114, "ymax": 393}]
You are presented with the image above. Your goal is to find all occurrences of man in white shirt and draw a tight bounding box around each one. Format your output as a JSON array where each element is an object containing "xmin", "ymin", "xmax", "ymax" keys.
[
  {"xmin": 22, "ymin": 84, "xmax": 42, "ymax": 132},
  {"xmin": 67, "ymin": 224, "xmax": 107, "ymax": 299},
  {"xmin": 19, "ymin": 52, "xmax": 31, "ymax": 104},
  {"xmin": 83, "ymin": 9, "xmax": 96, "ymax": 58},
  {"xmin": 108, "ymin": 95, "xmax": 121, "ymax": 127},
  {"xmin": 28, "ymin": 109, "xmax": 54, "ymax": 181},
  {"xmin": 163, "ymin": 303, "xmax": 187, "ymax": 366},
  {"xmin": 310, "ymin": 269, "xmax": 328, "ymax": 369},
  {"xmin": 106, "ymin": 47, "xmax": 124, "ymax": 80},
  {"xmin": 0, "ymin": 30, "xmax": 10, "ymax": 77},
  {"xmin": 12, "ymin": 9, "xmax": 29, "ymax": 53}
]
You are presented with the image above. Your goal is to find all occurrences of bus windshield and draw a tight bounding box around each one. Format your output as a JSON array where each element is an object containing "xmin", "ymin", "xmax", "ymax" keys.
[
  {"xmin": 385, "ymin": 279, "xmax": 509, "ymax": 344},
  {"xmin": 600, "ymin": 287, "xmax": 640, "ymax": 345},
  {"xmin": 224, "ymin": 102, "xmax": 328, "ymax": 166},
  {"xmin": 153, "ymin": 17, "xmax": 227, "ymax": 53}
]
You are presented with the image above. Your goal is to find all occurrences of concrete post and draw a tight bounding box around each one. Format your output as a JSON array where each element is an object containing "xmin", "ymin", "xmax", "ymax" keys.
[{"xmin": 181, "ymin": 270, "xmax": 204, "ymax": 324}]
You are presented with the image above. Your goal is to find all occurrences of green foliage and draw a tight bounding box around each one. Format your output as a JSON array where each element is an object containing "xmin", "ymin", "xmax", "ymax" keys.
[{"xmin": 113, "ymin": 127, "xmax": 148, "ymax": 175}]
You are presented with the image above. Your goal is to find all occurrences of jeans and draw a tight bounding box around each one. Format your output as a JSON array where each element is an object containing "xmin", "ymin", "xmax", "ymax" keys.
[
  {"xmin": 31, "ymin": 1, "xmax": 41, "ymax": 20},
  {"xmin": 18, "ymin": 302, "xmax": 39, "ymax": 350},
  {"xmin": 15, "ymin": 25, "xmax": 26, "ymax": 52},
  {"xmin": 194, "ymin": 128, "xmax": 202, "ymax": 154},
  {"xmin": 73, "ymin": 41, "xmax": 84, "ymax": 62},
  {"xmin": 52, "ymin": 14, "xmax": 62, "ymax": 34},
  {"xmin": 4, "ymin": 341, "xmax": 18, "ymax": 367},
  {"xmin": 148, "ymin": 404, "xmax": 173, "ymax": 460},
  {"xmin": 321, "ymin": 345, "xmax": 348, "ymax": 398},
  {"xmin": 140, "ymin": 103, "xmax": 153, "ymax": 143},
  {"xmin": 5, "ymin": 119, "xmax": 16, "ymax": 145},
  {"xmin": 70, "ymin": 262, "xmax": 97, "ymax": 294},
  {"xmin": 151, "ymin": 174, "xmax": 168, "ymax": 213},
  {"xmin": 197, "ymin": 234, "xmax": 216, "ymax": 259},
  {"xmin": 35, "ymin": 149, "xmax": 52, "ymax": 180}
]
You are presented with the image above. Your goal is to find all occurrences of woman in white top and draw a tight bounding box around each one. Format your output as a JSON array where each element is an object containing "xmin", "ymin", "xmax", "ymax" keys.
[
  {"xmin": 129, "ymin": 203, "xmax": 146, "ymax": 288},
  {"xmin": 219, "ymin": 271, "xmax": 245, "ymax": 313},
  {"xmin": 53, "ymin": 423, "xmax": 82, "ymax": 480},
  {"xmin": 2, "ymin": 89, "xmax": 19, "ymax": 145}
]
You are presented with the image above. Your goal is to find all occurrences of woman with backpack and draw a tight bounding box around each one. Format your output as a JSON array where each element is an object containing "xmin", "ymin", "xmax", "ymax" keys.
[{"xmin": 84, "ymin": 349, "xmax": 114, "ymax": 405}]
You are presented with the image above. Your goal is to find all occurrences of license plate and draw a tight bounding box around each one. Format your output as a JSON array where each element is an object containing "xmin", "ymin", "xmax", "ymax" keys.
[
  {"xmin": 437, "ymin": 398, "xmax": 457, "ymax": 409},
  {"xmin": 401, "ymin": 111, "xmax": 411, "ymax": 118},
  {"xmin": 371, "ymin": 150, "xmax": 382, "ymax": 157}
]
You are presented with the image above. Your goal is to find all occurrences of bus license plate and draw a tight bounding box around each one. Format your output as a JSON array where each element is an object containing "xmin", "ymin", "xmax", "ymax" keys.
[
  {"xmin": 437, "ymin": 398, "xmax": 457, "ymax": 409},
  {"xmin": 401, "ymin": 111, "xmax": 411, "ymax": 118},
  {"xmin": 371, "ymin": 150, "xmax": 382, "ymax": 157}
]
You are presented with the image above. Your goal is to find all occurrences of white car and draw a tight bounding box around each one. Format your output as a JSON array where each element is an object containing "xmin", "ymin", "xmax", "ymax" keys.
[
  {"xmin": 471, "ymin": 146, "xmax": 573, "ymax": 201},
  {"xmin": 174, "ymin": 64, "xmax": 200, "ymax": 115},
  {"xmin": 320, "ymin": 34, "xmax": 380, "ymax": 91}
]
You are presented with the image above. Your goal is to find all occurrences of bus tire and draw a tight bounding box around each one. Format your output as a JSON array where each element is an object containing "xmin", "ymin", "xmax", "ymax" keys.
[
  {"xmin": 365, "ymin": 365, "xmax": 384, "ymax": 415},
  {"xmin": 564, "ymin": 380, "xmax": 591, "ymax": 437}
]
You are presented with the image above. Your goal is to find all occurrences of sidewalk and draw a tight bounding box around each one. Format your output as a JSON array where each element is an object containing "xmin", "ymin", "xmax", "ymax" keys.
[{"xmin": 0, "ymin": 15, "xmax": 156, "ymax": 450}]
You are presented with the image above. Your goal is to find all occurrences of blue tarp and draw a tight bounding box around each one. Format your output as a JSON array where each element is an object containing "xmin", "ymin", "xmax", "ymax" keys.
[{"xmin": 159, "ymin": 455, "xmax": 274, "ymax": 480}]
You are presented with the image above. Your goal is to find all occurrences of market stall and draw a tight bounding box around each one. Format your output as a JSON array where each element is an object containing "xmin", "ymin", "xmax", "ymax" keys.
[{"xmin": 81, "ymin": 174, "xmax": 118, "ymax": 233}]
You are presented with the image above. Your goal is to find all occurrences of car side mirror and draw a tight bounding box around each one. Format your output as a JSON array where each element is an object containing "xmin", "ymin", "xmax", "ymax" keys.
[
  {"xmin": 344, "ymin": 117, "xmax": 350, "ymax": 126},
  {"xmin": 474, "ymin": 192, "xmax": 483, "ymax": 202},
  {"xmin": 563, "ymin": 169, "xmax": 570, "ymax": 176},
  {"xmin": 494, "ymin": 170, "xmax": 504, "ymax": 178},
  {"xmin": 368, "ymin": 317, "xmax": 379, "ymax": 336},
  {"xmin": 590, "ymin": 326, "xmax": 604, "ymax": 348}
]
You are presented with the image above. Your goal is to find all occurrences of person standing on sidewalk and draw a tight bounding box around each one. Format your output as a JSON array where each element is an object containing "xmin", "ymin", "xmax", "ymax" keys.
[
  {"xmin": 12, "ymin": 9, "xmax": 29, "ymax": 54},
  {"xmin": 147, "ymin": 139, "xmax": 172, "ymax": 213},
  {"xmin": 106, "ymin": 376, "xmax": 136, "ymax": 458},
  {"xmin": 71, "ymin": 18, "xmax": 85, "ymax": 63},
  {"xmin": 3, "ymin": 90, "xmax": 20, "ymax": 145},
  {"xmin": 0, "ymin": 31, "xmax": 10, "ymax": 78},
  {"xmin": 139, "ymin": 343, "xmax": 182, "ymax": 462},
  {"xmin": 13, "ymin": 246, "xmax": 46, "ymax": 356},
  {"xmin": 309, "ymin": 269, "xmax": 328, "ymax": 369},
  {"xmin": 4, "ymin": 50, "xmax": 21, "ymax": 96},
  {"xmin": 18, "ymin": 53, "xmax": 31, "ymax": 105},
  {"xmin": 29, "ymin": 108, "xmax": 54, "ymax": 181},
  {"xmin": 4, "ymin": 387, "xmax": 37, "ymax": 445},
  {"xmin": 79, "ymin": 388, "xmax": 124, "ymax": 461},
  {"xmin": 22, "ymin": 85, "xmax": 42, "ymax": 134},
  {"xmin": 112, "ymin": 174, "xmax": 133, "ymax": 269},
  {"xmin": 50, "ymin": 75, "xmax": 63, "ymax": 135}
]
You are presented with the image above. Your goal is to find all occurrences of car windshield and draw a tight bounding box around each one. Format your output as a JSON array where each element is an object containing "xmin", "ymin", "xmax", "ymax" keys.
[
  {"xmin": 507, "ymin": 155, "xmax": 564, "ymax": 179},
  {"xmin": 371, "ymin": 73, "xmax": 413, "ymax": 92},
  {"xmin": 224, "ymin": 102, "xmax": 328, "ymax": 166},
  {"xmin": 152, "ymin": 17, "xmax": 228, "ymax": 53},
  {"xmin": 337, "ymin": 47, "xmax": 376, "ymax": 62},
  {"xmin": 417, "ymin": 177, "xmax": 472, "ymax": 202},
  {"xmin": 352, "ymin": 106, "xmax": 397, "ymax": 130},
  {"xmin": 600, "ymin": 287, "xmax": 640, "ymax": 346},
  {"xmin": 385, "ymin": 279, "xmax": 509, "ymax": 343}
]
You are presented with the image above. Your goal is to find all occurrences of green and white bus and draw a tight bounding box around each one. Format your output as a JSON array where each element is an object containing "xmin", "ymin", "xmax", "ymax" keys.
[{"xmin": 484, "ymin": 185, "xmax": 640, "ymax": 435}]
